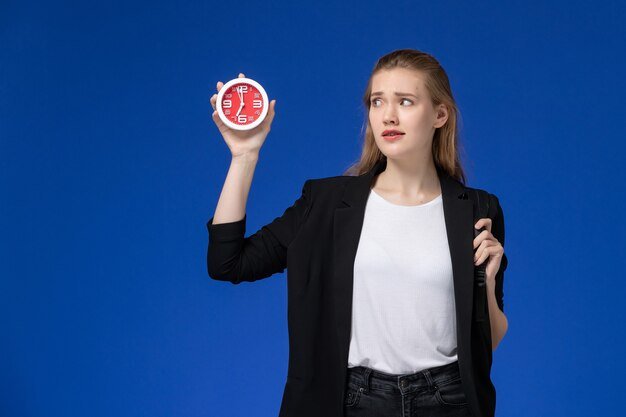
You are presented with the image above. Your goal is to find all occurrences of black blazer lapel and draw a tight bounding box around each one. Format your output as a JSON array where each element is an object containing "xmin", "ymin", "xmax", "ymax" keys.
[{"xmin": 331, "ymin": 157, "xmax": 475, "ymax": 373}]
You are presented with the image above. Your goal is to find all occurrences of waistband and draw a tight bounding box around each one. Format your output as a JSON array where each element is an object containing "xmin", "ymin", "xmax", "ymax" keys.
[{"xmin": 346, "ymin": 360, "xmax": 462, "ymax": 394}]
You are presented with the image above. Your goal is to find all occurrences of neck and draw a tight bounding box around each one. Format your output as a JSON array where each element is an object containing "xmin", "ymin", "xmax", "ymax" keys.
[{"xmin": 373, "ymin": 156, "xmax": 441, "ymax": 198}]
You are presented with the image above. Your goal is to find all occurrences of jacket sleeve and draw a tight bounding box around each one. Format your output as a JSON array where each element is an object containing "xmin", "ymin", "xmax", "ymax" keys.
[
  {"xmin": 205, "ymin": 179, "xmax": 313, "ymax": 284},
  {"xmin": 489, "ymin": 192, "xmax": 508, "ymax": 313}
]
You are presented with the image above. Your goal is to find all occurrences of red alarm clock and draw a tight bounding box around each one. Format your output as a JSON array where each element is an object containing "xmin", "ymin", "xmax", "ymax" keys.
[{"xmin": 215, "ymin": 77, "xmax": 269, "ymax": 131}]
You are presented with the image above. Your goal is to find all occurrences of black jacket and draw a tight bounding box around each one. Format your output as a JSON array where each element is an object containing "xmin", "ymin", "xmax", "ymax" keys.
[{"xmin": 206, "ymin": 158, "xmax": 508, "ymax": 417}]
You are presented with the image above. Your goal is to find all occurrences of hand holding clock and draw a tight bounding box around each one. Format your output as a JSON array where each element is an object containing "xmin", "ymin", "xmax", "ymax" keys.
[{"xmin": 210, "ymin": 73, "xmax": 276, "ymax": 158}]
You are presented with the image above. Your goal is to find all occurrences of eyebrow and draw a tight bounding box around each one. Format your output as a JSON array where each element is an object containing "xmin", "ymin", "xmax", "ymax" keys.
[{"xmin": 371, "ymin": 91, "xmax": 418, "ymax": 98}]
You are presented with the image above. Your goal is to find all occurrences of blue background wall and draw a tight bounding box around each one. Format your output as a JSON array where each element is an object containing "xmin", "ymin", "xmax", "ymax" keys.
[{"xmin": 2, "ymin": 1, "xmax": 625, "ymax": 416}]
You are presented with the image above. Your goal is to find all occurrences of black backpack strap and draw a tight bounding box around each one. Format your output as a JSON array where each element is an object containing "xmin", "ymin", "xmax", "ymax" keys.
[{"xmin": 470, "ymin": 189, "xmax": 491, "ymax": 322}]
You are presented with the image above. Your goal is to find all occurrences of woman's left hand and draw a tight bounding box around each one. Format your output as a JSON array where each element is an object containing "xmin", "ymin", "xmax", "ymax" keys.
[{"xmin": 473, "ymin": 218, "xmax": 505, "ymax": 288}]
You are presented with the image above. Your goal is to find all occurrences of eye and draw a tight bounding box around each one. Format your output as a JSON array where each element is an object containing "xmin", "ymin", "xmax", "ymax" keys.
[{"xmin": 370, "ymin": 98, "xmax": 413, "ymax": 107}]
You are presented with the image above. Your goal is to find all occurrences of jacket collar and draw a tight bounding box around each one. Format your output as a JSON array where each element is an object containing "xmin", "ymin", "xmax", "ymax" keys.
[{"xmin": 340, "ymin": 157, "xmax": 468, "ymax": 207}]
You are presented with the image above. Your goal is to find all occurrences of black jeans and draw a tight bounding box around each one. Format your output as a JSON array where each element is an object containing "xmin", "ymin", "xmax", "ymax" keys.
[{"xmin": 344, "ymin": 360, "xmax": 472, "ymax": 417}]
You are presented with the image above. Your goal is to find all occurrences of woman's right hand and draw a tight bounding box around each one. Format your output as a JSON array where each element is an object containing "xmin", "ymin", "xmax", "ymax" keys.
[{"xmin": 210, "ymin": 72, "xmax": 277, "ymax": 158}]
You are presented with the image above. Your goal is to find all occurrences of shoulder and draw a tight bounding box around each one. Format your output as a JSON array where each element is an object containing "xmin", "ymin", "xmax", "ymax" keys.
[
  {"xmin": 294, "ymin": 175, "xmax": 356, "ymax": 208},
  {"xmin": 304, "ymin": 174, "xmax": 354, "ymax": 194},
  {"xmin": 463, "ymin": 184, "xmax": 504, "ymax": 220}
]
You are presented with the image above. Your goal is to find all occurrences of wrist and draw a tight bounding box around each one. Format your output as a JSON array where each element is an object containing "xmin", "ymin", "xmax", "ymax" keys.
[{"xmin": 231, "ymin": 152, "xmax": 260, "ymax": 164}]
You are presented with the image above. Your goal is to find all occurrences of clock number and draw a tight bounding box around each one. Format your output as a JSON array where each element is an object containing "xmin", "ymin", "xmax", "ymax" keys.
[
  {"xmin": 238, "ymin": 85, "xmax": 248, "ymax": 93},
  {"xmin": 252, "ymin": 99, "xmax": 262, "ymax": 108},
  {"xmin": 223, "ymin": 99, "xmax": 232, "ymax": 108},
  {"xmin": 238, "ymin": 115, "xmax": 247, "ymax": 123}
]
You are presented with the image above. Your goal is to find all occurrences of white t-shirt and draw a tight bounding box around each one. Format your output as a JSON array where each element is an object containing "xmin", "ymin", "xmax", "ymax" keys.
[{"xmin": 347, "ymin": 187, "xmax": 458, "ymax": 374}]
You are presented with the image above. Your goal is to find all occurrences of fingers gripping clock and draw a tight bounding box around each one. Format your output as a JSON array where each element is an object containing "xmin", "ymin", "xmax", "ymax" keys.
[{"xmin": 216, "ymin": 77, "xmax": 269, "ymax": 131}]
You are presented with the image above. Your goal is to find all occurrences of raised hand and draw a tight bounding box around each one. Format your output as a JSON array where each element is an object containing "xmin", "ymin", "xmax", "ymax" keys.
[{"xmin": 209, "ymin": 73, "xmax": 277, "ymax": 158}]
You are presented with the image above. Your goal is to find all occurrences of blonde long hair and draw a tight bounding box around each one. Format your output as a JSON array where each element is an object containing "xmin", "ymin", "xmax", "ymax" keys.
[{"xmin": 343, "ymin": 48, "xmax": 467, "ymax": 185}]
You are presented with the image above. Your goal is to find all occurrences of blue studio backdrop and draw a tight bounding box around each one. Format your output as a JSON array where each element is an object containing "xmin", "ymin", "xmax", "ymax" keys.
[{"xmin": 2, "ymin": 1, "xmax": 625, "ymax": 416}]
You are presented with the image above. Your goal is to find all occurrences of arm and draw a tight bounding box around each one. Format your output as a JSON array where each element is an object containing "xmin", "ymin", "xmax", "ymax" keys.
[
  {"xmin": 487, "ymin": 193, "xmax": 509, "ymax": 351},
  {"xmin": 487, "ymin": 280, "xmax": 508, "ymax": 351},
  {"xmin": 211, "ymin": 152, "xmax": 259, "ymax": 226},
  {"xmin": 206, "ymin": 155, "xmax": 313, "ymax": 284}
]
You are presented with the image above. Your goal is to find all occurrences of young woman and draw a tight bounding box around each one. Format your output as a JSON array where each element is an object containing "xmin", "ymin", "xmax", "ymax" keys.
[{"xmin": 207, "ymin": 49, "xmax": 508, "ymax": 417}]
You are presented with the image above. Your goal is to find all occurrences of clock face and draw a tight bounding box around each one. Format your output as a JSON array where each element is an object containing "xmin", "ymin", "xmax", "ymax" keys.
[{"xmin": 216, "ymin": 77, "xmax": 269, "ymax": 131}]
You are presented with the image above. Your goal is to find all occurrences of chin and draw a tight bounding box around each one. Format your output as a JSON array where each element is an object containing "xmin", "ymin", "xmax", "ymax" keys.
[
  {"xmin": 377, "ymin": 138, "xmax": 406, "ymax": 151},
  {"xmin": 379, "ymin": 146, "xmax": 418, "ymax": 162}
]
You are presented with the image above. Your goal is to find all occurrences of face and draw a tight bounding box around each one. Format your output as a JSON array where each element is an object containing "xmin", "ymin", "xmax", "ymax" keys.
[{"xmin": 368, "ymin": 68, "xmax": 448, "ymax": 159}]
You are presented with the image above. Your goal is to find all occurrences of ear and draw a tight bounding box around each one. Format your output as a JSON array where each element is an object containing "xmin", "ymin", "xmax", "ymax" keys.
[{"xmin": 433, "ymin": 103, "xmax": 449, "ymax": 128}]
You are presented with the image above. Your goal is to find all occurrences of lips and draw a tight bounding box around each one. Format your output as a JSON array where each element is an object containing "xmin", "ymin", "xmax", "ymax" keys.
[{"xmin": 382, "ymin": 130, "xmax": 405, "ymax": 136}]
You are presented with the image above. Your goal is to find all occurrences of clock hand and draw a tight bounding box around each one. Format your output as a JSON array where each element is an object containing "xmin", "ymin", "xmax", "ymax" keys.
[
  {"xmin": 235, "ymin": 101, "xmax": 244, "ymax": 117},
  {"xmin": 234, "ymin": 85, "xmax": 247, "ymax": 118},
  {"xmin": 233, "ymin": 87, "xmax": 241, "ymax": 117}
]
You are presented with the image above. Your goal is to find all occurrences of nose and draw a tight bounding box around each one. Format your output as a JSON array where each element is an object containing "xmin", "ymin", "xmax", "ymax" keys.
[{"xmin": 383, "ymin": 106, "xmax": 398, "ymax": 125}]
